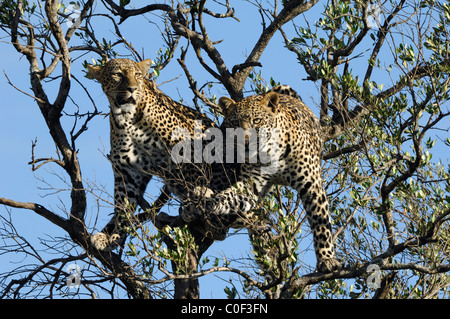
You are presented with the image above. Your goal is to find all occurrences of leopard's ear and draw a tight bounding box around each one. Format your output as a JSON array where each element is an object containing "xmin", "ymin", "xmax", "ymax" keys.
[
  {"xmin": 261, "ymin": 92, "xmax": 279, "ymax": 114},
  {"xmin": 85, "ymin": 64, "xmax": 102, "ymax": 80},
  {"xmin": 137, "ymin": 59, "xmax": 153, "ymax": 76},
  {"xmin": 218, "ymin": 97, "xmax": 237, "ymax": 117}
]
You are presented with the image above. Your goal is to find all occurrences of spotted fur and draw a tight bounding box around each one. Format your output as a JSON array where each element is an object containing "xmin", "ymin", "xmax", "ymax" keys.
[
  {"xmin": 185, "ymin": 90, "xmax": 343, "ymax": 273},
  {"xmin": 86, "ymin": 58, "xmax": 237, "ymax": 250}
]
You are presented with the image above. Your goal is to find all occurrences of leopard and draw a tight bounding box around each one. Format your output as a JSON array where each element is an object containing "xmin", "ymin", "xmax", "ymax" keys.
[
  {"xmin": 183, "ymin": 89, "xmax": 343, "ymax": 273},
  {"xmin": 85, "ymin": 58, "xmax": 240, "ymax": 250}
]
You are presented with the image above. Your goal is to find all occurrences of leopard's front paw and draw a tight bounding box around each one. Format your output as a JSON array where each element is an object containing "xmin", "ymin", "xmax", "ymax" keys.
[
  {"xmin": 91, "ymin": 232, "xmax": 109, "ymax": 251},
  {"xmin": 91, "ymin": 232, "xmax": 122, "ymax": 251},
  {"xmin": 192, "ymin": 186, "xmax": 214, "ymax": 198}
]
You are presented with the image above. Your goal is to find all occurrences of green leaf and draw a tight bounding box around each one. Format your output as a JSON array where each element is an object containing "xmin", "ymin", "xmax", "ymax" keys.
[{"xmin": 120, "ymin": 0, "xmax": 130, "ymax": 7}]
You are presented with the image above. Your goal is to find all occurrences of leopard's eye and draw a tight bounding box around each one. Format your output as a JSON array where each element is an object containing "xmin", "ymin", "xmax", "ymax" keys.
[
  {"xmin": 253, "ymin": 118, "xmax": 262, "ymax": 125},
  {"xmin": 135, "ymin": 72, "xmax": 143, "ymax": 79}
]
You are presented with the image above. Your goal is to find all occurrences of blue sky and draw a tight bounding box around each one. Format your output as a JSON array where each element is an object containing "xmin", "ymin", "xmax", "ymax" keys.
[{"xmin": 1, "ymin": 0, "xmax": 449, "ymax": 298}]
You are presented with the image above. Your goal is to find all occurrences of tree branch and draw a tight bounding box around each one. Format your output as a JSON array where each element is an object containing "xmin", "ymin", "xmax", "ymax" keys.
[
  {"xmin": 0, "ymin": 197, "xmax": 69, "ymax": 232},
  {"xmin": 236, "ymin": 0, "xmax": 319, "ymax": 87},
  {"xmin": 325, "ymin": 57, "xmax": 450, "ymax": 141},
  {"xmin": 281, "ymin": 207, "xmax": 450, "ymax": 298}
]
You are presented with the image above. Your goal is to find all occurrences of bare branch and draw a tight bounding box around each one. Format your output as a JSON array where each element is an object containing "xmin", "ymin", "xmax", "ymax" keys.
[
  {"xmin": 177, "ymin": 46, "xmax": 218, "ymax": 110},
  {"xmin": 0, "ymin": 197, "xmax": 69, "ymax": 231},
  {"xmin": 3, "ymin": 71, "xmax": 46, "ymax": 104}
]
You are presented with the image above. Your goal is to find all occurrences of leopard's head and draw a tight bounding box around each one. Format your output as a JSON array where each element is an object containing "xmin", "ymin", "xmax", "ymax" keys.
[
  {"xmin": 218, "ymin": 91, "xmax": 280, "ymax": 131},
  {"xmin": 218, "ymin": 92, "xmax": 281, "ymax": 165},
  {"xmin": 86, "ymin": 58, "xmax": 152, "ymax": 106}
]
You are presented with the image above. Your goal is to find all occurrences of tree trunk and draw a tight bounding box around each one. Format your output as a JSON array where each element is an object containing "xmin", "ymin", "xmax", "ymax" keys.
[
  {"xmin": 173, "ymin": 259, "xmax": 200, "ymax": 299},
  {"xmin": 171, "ymin": 227, "xmax": 214, "ymax": 299}
]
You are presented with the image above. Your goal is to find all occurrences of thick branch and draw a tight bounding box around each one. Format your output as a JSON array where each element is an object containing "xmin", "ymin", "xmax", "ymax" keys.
[
  {"xmin": 101, "ymin": 0, "xmax": 173, "ymax": 24},
  {"xmin": 45, "ymin": 0, "xmax": 71, "ymax": 112},
  {"xmin": 101, "ymin": 0, "xmax": 318, "ymax": 99},
  {"xmin": 237, "ymin": 0, "xmax": 319, "ymax": 84}
]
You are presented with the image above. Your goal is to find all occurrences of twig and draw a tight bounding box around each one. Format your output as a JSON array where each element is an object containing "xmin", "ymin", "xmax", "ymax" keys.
[{"xmin": 3, "ymin": 71, "xmax": 46, "ymax": 104}]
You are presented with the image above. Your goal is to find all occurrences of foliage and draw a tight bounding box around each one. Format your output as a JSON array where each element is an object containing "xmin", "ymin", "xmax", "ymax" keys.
[{"xmin": 0, "ymin": 0, "xmax": 449, "ymax": 299}]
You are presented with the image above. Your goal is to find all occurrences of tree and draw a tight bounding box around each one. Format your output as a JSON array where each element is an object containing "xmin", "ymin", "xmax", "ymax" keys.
[{"xmin": 0, "ymin": 0, "xmax": 449, "ymax": 299}]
